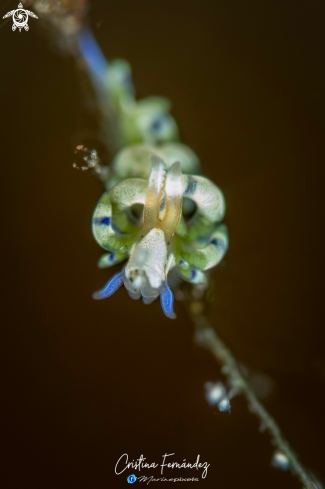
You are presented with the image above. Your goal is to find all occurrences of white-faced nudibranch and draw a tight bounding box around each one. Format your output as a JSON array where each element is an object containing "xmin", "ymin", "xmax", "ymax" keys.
[{"xmin": 91, "ymin": 60, "xmax": 228, "ymax": 319}]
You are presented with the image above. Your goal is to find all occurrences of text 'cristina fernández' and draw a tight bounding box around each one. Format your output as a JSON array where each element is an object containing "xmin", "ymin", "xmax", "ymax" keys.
[{"xmin": 115, "ymin": 453, "xmax": 210, "ymax": 479}]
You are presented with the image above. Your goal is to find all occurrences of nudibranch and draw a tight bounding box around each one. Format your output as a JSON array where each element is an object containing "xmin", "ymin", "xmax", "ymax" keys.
[
  {"xmin": 92, "ymin": 144, "xmax": 228, "ymax": 319},
  {"xmin": 83, "ymin": 56, "xmax": 228, "ymax": 318},
  {"xmin": 75, "ymin": 30, "xmax": 228, "ymax": 318}
]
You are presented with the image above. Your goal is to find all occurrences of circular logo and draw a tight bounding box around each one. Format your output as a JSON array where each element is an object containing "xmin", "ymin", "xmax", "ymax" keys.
[
  {"xmin": 13, "ymin": 9, "xmax": 28, "ymax": 28},
  {"xmin": 127, "ymin": 474, "xmax": 137, "ymax": 484}
]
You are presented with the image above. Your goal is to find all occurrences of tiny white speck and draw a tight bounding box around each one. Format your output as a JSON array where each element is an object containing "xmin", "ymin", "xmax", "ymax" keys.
[
  {"xmin": 204, "ymin": 382, "xmax": 226, "ymax": 406},
  {"xmin": 272, "ymin": 452, "xmax": 290, "ymax": 470},
  {"xmin": 218, "ymin": 398, "xmax": 231, "ymax": 412}
]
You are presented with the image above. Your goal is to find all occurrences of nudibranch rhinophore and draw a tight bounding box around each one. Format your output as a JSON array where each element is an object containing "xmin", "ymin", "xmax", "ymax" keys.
[{"xmin": 92, "ymin": 144, "xmax": 228, "ymax": 319}]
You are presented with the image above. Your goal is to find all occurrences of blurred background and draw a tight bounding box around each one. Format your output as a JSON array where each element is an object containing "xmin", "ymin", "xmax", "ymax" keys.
[{"xmin": 1, "ymin": 0, "xmax": 325, "ymax": 487}]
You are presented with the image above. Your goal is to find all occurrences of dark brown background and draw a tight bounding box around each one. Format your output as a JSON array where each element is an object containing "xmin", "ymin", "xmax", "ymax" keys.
[{"xmin": 1, "ymin": 0, "xmax": 324, "ymax": 487}]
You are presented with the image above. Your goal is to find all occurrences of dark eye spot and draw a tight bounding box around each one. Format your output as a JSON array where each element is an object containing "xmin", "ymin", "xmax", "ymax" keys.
[
  {"xmin": 129, "ymin": 278, "xmax": 134, "ymax": 283},
  {"xmin": 167, "ymin": 242, "xmax": 170, "ymax": 246},
  {"xmin": 191, "ymin": 270, "xmax": 197, "ymax": 279}
]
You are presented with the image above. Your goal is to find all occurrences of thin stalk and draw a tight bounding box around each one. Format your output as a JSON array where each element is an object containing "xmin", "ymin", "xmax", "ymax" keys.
[{"xmin": 190, "ymin": 304, "xmax": 318, "ymax": 489}]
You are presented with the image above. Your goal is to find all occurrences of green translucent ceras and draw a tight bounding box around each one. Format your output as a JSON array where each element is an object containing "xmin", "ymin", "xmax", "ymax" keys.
[
  {"xmin": 92, "ymin": 60, "xmax": 228, "ymax": 319},
  {"xmin": 104, "ymin": 60, "xmax": 179, "ymax": 147}
]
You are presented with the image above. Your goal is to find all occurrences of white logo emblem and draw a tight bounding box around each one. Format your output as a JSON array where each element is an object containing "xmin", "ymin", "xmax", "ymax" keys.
[{"xmin": 2, "ymin": 3, "xmax": 38, "ymax": 32}]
